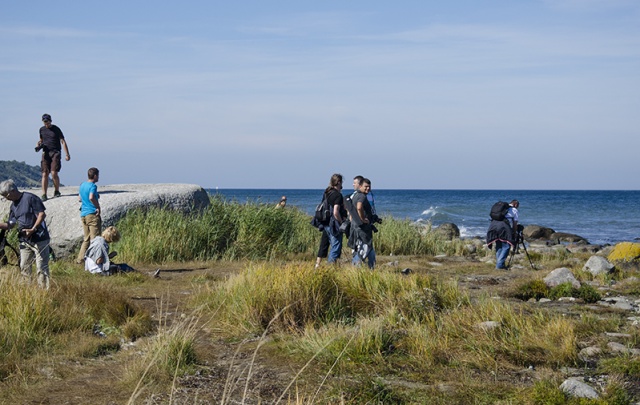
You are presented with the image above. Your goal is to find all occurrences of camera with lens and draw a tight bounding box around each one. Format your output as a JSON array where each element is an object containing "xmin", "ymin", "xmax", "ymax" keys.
[
  {"xmin": 35, "ymin": 143, "xmax": 47, "ymax": 153},
  {"xmin": 372, "ymin": 214, "xmax": 383, "ymax": 224}
]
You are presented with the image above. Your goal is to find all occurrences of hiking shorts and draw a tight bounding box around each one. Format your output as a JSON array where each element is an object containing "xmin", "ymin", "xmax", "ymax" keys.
[{"xmin": 41, "ymin": 150, "xmax": 62, "ymax": 173}]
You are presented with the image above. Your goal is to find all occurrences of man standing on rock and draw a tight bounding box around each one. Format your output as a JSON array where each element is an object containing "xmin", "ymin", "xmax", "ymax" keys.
[
  {"xmin": 37, "ymin": 113, "xmax": 71, "ymax": 201},
  {"xmin": 0, "ymin": 179, "xmax": 51, "ymax": 289},
  {"xmin": 77, "ymin": 167, "xmax": 101, "ymax": 264}
]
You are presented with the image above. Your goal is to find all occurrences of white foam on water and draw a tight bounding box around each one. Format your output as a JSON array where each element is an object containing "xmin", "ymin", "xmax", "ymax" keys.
[{"xmin": 421, "ymin": 206, "xmax": 438, "ymax": 217}]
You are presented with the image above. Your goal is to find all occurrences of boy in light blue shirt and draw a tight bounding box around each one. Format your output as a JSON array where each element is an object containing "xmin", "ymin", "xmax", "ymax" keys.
[{"xmin": 77, "ymin": 167, "xmax": 101, "ymax": 263}]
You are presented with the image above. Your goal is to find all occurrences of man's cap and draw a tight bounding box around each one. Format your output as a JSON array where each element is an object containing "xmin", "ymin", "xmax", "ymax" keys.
[{"xmin": 42, "ymin": 114, "xmax": 52, "ymax": 121}]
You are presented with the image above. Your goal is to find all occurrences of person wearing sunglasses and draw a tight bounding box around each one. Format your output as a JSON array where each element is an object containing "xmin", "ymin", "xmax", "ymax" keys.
[{"xmin": 37, "ymin": 113, "xmax": 71, "ymax": 201}]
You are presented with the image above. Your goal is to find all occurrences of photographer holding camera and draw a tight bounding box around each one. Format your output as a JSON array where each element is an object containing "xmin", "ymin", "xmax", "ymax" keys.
[
  {"xmin": 351, "ymin": 178, "xmax": 377, "ymax": 269},
  {"xmin": 0, "ymin": 179, "xmax": 51, "ymax": 289},
  {"xmin": 37, "ymin": 114, "xmax": 71, "ymax": 201}
]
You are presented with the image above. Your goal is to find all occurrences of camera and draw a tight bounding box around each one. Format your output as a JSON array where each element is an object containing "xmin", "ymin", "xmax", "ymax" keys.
[
  {"xmin": 372, "ymin": 214, "xmax": 383, "ymax": 224},
  {"xmin": 35, "ymin": 143, "xmax": 47, "ymax": 153}
]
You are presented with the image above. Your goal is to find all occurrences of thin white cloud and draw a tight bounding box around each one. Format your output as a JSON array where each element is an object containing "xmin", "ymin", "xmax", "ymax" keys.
[{"xmin": 542, "ymin": 0, "xmax": 638, "ymax": 12}]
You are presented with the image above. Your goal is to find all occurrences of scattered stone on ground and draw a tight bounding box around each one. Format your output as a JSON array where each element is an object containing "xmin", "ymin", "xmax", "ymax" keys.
[
  {"xmin": 583, "ymin": 255, "xmax": 615, "ymax": 276},
  {"xmin": 559, "ymin": 378, "xmax": 600, "ymax": 399},
  {"xmin": 544, "ymin": 267, "xmax": 581, "ymax": 289}
]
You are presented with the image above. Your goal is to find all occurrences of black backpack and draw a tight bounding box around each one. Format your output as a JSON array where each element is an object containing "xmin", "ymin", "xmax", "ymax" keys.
[
  {"xmin": 490, "ymin": 201, "xmax": 510, "ymax": 221},
  {"xmin": 313, "ymin": 193, "xmax": 331, "ymax": 225}
]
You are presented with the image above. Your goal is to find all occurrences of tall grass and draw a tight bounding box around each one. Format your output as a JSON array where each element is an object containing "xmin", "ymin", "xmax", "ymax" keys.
[
  {"xmin": 193, "ymin": 263, "xmax": 468, "ymax": 336},
  {"xmin": 125, "ymin": 303, "xmax": 199, "ymax": 402},
  {"xmin": 115, "ymin": 196, "xmax": 467, "ymax": 264},
  {"xmin": 193, "ymin": 262, "xmax": 586, "ymax": 403},
  {"xmin": 0, "ymin": 270, "xmax": 152, "ymax": 381},
  {"xmin": 115, "ymin": 196, "xmax": 318, "ymax": 263}
]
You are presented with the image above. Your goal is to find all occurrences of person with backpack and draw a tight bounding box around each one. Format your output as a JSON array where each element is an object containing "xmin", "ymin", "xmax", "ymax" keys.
[
  {"xmin": 486, "ymin": 200, "xmax": 518, "ymax": 270},
  {"xmin": 505, "ymin": 200, "xmax": 519, "ymax": 231},
  {"xmin": 314, "ymin": 174, "xmax": 346, "ymax": 267}
]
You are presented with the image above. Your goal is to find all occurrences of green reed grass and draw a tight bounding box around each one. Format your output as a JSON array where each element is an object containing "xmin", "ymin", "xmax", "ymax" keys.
[{"xmin": 114, "ymin": 196, "xmax": 464, "ymax": 264}]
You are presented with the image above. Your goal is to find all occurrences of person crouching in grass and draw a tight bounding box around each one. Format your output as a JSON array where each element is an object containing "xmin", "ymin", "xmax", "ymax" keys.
[{"xmin": 85, "ymin": 226, "xmax": 120, "ymax": 275}]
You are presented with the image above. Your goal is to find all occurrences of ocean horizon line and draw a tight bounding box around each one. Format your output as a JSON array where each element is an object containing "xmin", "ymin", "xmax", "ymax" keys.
[{"xmin": 207, "ymin": 187, "xmax": 640, "ymax": 192}]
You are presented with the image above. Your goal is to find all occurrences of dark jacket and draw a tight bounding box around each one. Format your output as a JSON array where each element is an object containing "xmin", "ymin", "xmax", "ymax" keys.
[{"xmin": 486, "ymin": 220, "xmax": 514, "ymax": 247}]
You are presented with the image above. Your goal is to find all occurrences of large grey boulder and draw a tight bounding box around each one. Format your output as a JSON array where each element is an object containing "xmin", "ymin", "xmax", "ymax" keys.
[
  {"xmin": 583, "ymin": 255, "xmax": 614, "ymax": 276},
  {"xmin": 0, "ymin": 184, "xmax": 210, "ymax": 259},
  {"xmin": 544, "ymin": 267, "xmax": 581, "ymax": 289}
]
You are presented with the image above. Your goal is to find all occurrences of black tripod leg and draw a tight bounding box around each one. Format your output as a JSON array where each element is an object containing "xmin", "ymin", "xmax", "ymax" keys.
[
  {"xmin": 507, "ymin": 245, "xmax": 515, "ymax": 268},
  {"xmin": 521, "ymin": 242, "xmax": 536, "ymax": 269}
]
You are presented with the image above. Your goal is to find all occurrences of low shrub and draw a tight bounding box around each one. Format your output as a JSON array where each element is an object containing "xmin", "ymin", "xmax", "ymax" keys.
[
  {"xmin": 514, "ymin": 279, "xmax": 549, "ymax": 301},
  {"xmin": 575, "ymin": 284, "xmax": 601, "ymax": 303},
  {"xmin": 600, "ymin": 357, "xmax": 640, "ymax": 377},
  {"xmin": 549, "ymin": 282, "xmax": 576, "ymax": 300},
  {"xmin": 529, "ymin": 379, "xmax": 566, "ymax": 405},
  {"xmin": 544, "ymin": 283, "xmax": 602, "ymax": 303}
]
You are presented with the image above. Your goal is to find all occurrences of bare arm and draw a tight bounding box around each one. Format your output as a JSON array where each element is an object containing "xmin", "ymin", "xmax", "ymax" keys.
[
  {"xmin": 23, "ymin": 212, "xmax": 46, "ymax": 238},
  {"xmin": 332, "ymin": 204, "xmax": 342, "ymax": 223},
  {"xmin": 61, "ymin": 138, "xmax": 70, "ymax": 161}
]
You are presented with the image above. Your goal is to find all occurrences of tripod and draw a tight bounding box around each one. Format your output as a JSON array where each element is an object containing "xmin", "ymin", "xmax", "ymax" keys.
[{"xmin": 507, "ymin": 228, "xmax": 536, "ymax": 269}]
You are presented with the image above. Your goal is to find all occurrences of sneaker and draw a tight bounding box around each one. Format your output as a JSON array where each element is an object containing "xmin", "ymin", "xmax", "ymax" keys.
[
  {"xmin": 41, "ymin": 194, "xmax": 48, "ymax": 201},
  {"xmin": 54, "ymin": 190, "xmax": 61, "ymax": 198}
]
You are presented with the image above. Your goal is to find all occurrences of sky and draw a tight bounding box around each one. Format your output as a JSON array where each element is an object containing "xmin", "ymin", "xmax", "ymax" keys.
[{"xmin": 1, "ymin": 0, "xmax": 639, "ymax": 190}]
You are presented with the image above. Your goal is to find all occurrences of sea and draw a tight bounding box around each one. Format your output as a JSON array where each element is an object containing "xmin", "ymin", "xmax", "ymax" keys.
[{"xmin": 207, "ymin": 189, "xmax": 640, "ymax": 246}]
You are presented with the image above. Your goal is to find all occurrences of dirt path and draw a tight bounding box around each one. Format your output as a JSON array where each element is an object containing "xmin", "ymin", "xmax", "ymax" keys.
[{"xmin": 9, "ymin": 263, "xmax": 306, "ymax": 405}]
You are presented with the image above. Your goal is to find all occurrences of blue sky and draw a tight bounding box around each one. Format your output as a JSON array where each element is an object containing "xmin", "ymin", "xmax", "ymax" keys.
[{"xmin": 1, "ymin": 0, "xmax": 639, "ymax": 189}]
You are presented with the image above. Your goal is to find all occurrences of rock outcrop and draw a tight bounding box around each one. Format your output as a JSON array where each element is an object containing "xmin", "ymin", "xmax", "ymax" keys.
[
  {"xmin": 522, "ymin": 225, "xmax": 555, "ymax": 240},
  {"xmin": 608, "ymin": 242, "xmax": 640, "ymax": 263},
  {"xmin": 522, "ymin": 224, "xmax": 589, "ymax": 245},
  {"xmin": 433, "ymin": 222, "xmax": 460, "ymax": 240},
  {"xmin": 0, "ymin": 184, "xmax": 210, "ymax": 259}
]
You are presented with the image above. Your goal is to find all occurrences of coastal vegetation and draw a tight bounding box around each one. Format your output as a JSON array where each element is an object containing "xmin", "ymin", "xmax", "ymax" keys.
[
  {"xmin": 0, "ymin": 160, "xmax": 43, "ymax": 188},
  {"xmin": 1, "ymin": 196, "xmax": 639, "ymax": 403},
  {"xmin": 114, "ymin": 195, "xmax": 467, "ymax": 264}
]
